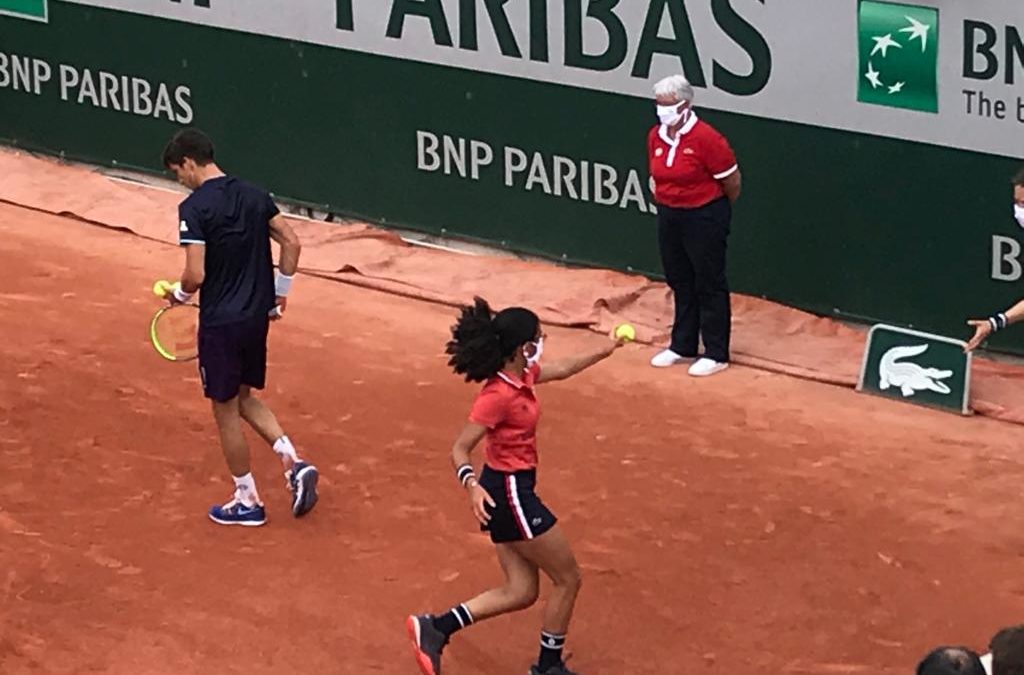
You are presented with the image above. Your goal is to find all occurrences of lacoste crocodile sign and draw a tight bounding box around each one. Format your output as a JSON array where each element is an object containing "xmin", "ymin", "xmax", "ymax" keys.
[{"xmin": 858, "ymin": 325, "xmax": 971, "ymax": 415}]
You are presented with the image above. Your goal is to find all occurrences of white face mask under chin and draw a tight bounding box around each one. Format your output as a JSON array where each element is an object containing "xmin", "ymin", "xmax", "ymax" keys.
[
  {"xmin": 525, "ymin": 336, "xmax": 544, "ymax": 367},
  {"xmin": 1014, "ymin": 204, "xmax": 1024, "ymax": 228}
]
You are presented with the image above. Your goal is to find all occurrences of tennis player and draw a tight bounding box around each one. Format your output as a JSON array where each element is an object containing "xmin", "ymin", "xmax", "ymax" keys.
[
  {"xmin": 162, "ymin": 127, "xmax": 318, "ymax": 526},
  {"xmin": 407, "ymin": 298, "xmax": 622, "ymax": 675}
]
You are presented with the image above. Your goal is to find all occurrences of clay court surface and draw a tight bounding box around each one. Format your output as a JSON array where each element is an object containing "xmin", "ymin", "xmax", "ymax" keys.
[{"xmin": 2, "ymin": 188, "xmax": 1024, "ymax": 673}]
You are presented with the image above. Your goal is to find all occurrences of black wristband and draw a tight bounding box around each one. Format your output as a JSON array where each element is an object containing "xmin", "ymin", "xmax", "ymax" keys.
[
  {"xmin": 990, "ymin": 313, "xmax": 1009, "ymax": 332},
  {"xmin": 456, "ymin": 464, "xmax": 476, "ymax": 487}
]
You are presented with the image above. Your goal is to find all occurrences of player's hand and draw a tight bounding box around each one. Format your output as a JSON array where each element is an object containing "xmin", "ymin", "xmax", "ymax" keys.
[
  {"xmin": 271, "ymin": 296, "xmax": 288, "ymax": 321},
  {"xmin": 965, "ymin": 319, "xmax": 993, "ymax": 352},
  {"xmin": 163, "ymin": 281, "xmax": 192, "ymax": 306},
  {"xmin": 166, "ymin": 285, "xmax": 186, "ymax": 306},
  {"xmin": 468, "ymin": 483, "xmax": 495, "ymax": 525}
]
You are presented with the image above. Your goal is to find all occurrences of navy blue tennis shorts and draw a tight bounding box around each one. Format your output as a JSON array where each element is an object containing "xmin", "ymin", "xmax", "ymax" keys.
[
  {"xmin": 479, "ymin": 466, "xmax": 558, "ymax": 544},
  {"xmin": 197, "ymin": 313, "xmax": 270, "ymax": 403}
]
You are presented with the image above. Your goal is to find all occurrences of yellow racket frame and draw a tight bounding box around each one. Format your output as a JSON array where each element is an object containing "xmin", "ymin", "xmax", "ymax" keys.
[{"xmin": 149, "ymin": 303, "xmax": 199, "ymax": 362}]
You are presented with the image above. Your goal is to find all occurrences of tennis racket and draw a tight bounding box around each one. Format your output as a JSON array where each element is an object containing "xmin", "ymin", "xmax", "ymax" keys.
[{"xmin": 150, "ymin": 303, "xmax": 199, "ymax": 362}]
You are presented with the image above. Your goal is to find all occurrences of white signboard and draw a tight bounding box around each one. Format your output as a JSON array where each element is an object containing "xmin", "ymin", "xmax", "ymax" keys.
[{"xmin": 49, "ymin": 0, "xmax": 1024, "ymax": 158}]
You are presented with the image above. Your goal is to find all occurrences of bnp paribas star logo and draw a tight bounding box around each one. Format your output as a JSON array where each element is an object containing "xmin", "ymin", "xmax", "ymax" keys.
[{"xmin": 857, "ymin": 1, "xmax": 938, "ymax": 113}]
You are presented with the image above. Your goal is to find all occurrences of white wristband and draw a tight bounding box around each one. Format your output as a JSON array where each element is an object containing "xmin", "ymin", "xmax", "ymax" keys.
[
  {"xmin": 275, "ymin": 273, "xmax": 294, "ymax": 297},
  {"xmin": 172, "ymin": 286, "xmax": 194, "ymax": 303}
]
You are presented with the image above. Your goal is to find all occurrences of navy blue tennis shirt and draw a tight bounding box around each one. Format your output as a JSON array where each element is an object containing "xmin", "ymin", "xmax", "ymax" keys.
[{"xmin": 177, "ymin": 176, "xmax": 278, "ymax": 327}]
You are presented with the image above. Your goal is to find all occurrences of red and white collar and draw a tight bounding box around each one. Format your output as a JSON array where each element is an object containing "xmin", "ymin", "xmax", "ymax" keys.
[
  {"xmin": 658, "ymin": 111, "xmax": 699, "ymax": 167},
  {"xmin": 497, "ymin": 369, "xmax": 534, "ymax": 390},
  {"xmin": 659, "ymin": 110, "xmax": 699, "ymax": 145}
]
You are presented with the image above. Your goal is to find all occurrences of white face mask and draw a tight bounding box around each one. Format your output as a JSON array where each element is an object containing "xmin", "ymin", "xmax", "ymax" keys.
[
  {"xmin": 1014, "ymin": 203, "xmax": 1024, "ymax": 228},
  {"xmin": 657, "ymin": 103, "xmax": 685, "ymax": 126},
  {"xmin": 525, "ymin": 336, "xmax": 544, "ymax": 367}
]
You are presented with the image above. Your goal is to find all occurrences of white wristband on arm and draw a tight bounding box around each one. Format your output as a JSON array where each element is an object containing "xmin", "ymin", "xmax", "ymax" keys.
[
  {"xmin": 172, "ymin": 285, "xmax": 194, "ymax": 303},
  {"xmin": 275, "ymin": 272, "xmax": 294, "ymax": 297}
]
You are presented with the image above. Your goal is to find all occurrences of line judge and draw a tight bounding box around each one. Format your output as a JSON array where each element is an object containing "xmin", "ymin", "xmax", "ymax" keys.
[{"xmin": 647, "ymin": 75, "xmax": 741, "ymax": 377}]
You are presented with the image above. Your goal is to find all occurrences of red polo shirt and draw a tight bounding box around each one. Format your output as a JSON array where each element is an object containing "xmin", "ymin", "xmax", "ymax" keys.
[
  {"xmin": 469, "ymin": 364, "xmax": 541, "ymax": 472},
  {"xmin": 648, "ymin": 113, "xmax": 738, "ymax": 209}
]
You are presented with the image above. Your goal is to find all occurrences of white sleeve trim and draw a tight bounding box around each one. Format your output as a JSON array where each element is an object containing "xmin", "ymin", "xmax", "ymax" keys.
[
  {"xmin": 713, "ymin": 165, "xmax": 739, "ymax": 180},
  {"xmin": 178, "ymin": 239, "xmax": 206, "ymax": 245}
]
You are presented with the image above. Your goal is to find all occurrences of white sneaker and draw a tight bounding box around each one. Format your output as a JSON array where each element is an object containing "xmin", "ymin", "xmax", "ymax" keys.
[
  {"xmin": 650, "ymin": 349, "xmax": 687, "ymax": 368},
  {"xmin": 688, "ymin": 358, "xmax": 729, "ymax": 377}
]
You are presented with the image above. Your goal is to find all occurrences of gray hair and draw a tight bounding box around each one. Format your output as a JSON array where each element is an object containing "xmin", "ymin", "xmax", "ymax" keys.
[{"xmin": 653, "ymin": 75, "xmax": 694, "ymax": 104}]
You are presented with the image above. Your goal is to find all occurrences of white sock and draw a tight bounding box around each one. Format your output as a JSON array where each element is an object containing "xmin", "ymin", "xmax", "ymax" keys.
[
  {"xmin": 233, "ymin": 473, "xmax": 260, "ymax": 505},
  {"xmin": 272, "ymin": 435, "xmax": 300, "ymax": 465}
]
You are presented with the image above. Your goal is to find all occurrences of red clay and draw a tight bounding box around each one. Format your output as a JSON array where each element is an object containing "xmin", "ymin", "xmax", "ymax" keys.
[{"xmin": 1, "ymin": 202, "xmax": 1023, "ymax": 675}]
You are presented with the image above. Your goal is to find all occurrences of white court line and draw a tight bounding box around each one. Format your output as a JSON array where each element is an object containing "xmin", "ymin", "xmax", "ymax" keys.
[
  {"xmin": 105, "ymin": 174, "xmax": 184, "ymax": 196},
  {"xmin": 399, "ymin": 238, "xmax": 478, "ymax": 256}
]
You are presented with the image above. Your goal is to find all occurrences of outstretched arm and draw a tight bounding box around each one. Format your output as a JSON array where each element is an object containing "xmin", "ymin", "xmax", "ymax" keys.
[
  {"xmin": 965, "ymin": 298, "xmax": 1024, "ymax": 351},
  {"xmin": 537, "ymin": 339, "xmax": 622, "ymax": 384}
]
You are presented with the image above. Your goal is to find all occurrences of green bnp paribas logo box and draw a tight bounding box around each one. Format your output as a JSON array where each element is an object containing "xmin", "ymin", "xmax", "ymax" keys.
[
  {"xmin": 858, "ymin": 0, "xmax": 938, "ymax": 113},
  {"xmin": 0, "ymin": 0, "xmax": 47, "ymax": 22}
]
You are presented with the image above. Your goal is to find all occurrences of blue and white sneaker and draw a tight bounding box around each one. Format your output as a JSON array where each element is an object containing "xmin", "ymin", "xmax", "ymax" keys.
[
  {"xmin": 287, "ymin": 462, "xmax": 319, "ymax": 517},
  {"xmin": 208, "ymin": 498, "xmax": 267, "ymax": 527}
]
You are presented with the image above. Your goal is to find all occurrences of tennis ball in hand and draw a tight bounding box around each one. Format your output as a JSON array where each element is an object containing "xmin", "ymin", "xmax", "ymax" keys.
[
  {"xmin": 614, "ymin": 323, "xmax": 636, "ymax": 342},
  {"xmin": 153, "ymin": 279, "xmax": 174, "ymax": 298}
]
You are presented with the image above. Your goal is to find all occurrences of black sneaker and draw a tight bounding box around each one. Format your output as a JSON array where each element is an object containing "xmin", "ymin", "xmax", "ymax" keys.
[
  {"xmin": 406, "ymin": 614, "xmax": 448, "ymax": 675},
  {"xmin": 287, "ymin": 462, "xmax": 319, "ymax": 517}
]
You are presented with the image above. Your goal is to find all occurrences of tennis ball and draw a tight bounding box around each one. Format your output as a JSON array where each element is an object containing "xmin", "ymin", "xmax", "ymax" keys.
[
  {"xmin": 153, "ymin": 279, "xmax": 173, "ymax": 298},
  {"xmin": 614, "ymin": 323, "xmax": 636, "ymax": 342}
]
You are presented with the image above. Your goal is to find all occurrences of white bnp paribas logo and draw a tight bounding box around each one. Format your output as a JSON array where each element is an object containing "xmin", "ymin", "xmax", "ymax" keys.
[{"xmin": 878, "ymin": 345, "xmax": 953, "ymax": 397}]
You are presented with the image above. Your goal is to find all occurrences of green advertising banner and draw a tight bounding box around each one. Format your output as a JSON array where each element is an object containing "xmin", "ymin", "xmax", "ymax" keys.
[{"xmin": 2, "ymin": 1, "xmax": 1024, "ymax": 353}]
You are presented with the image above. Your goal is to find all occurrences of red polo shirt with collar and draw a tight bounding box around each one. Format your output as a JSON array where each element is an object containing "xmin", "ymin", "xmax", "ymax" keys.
[
  {"xmin": 648, "ymin": 113, "xmax": 738, "ymax": 209},
  {"xmin": 469, "ymin": 364, "xmax": 541, "ymax": 472}
]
